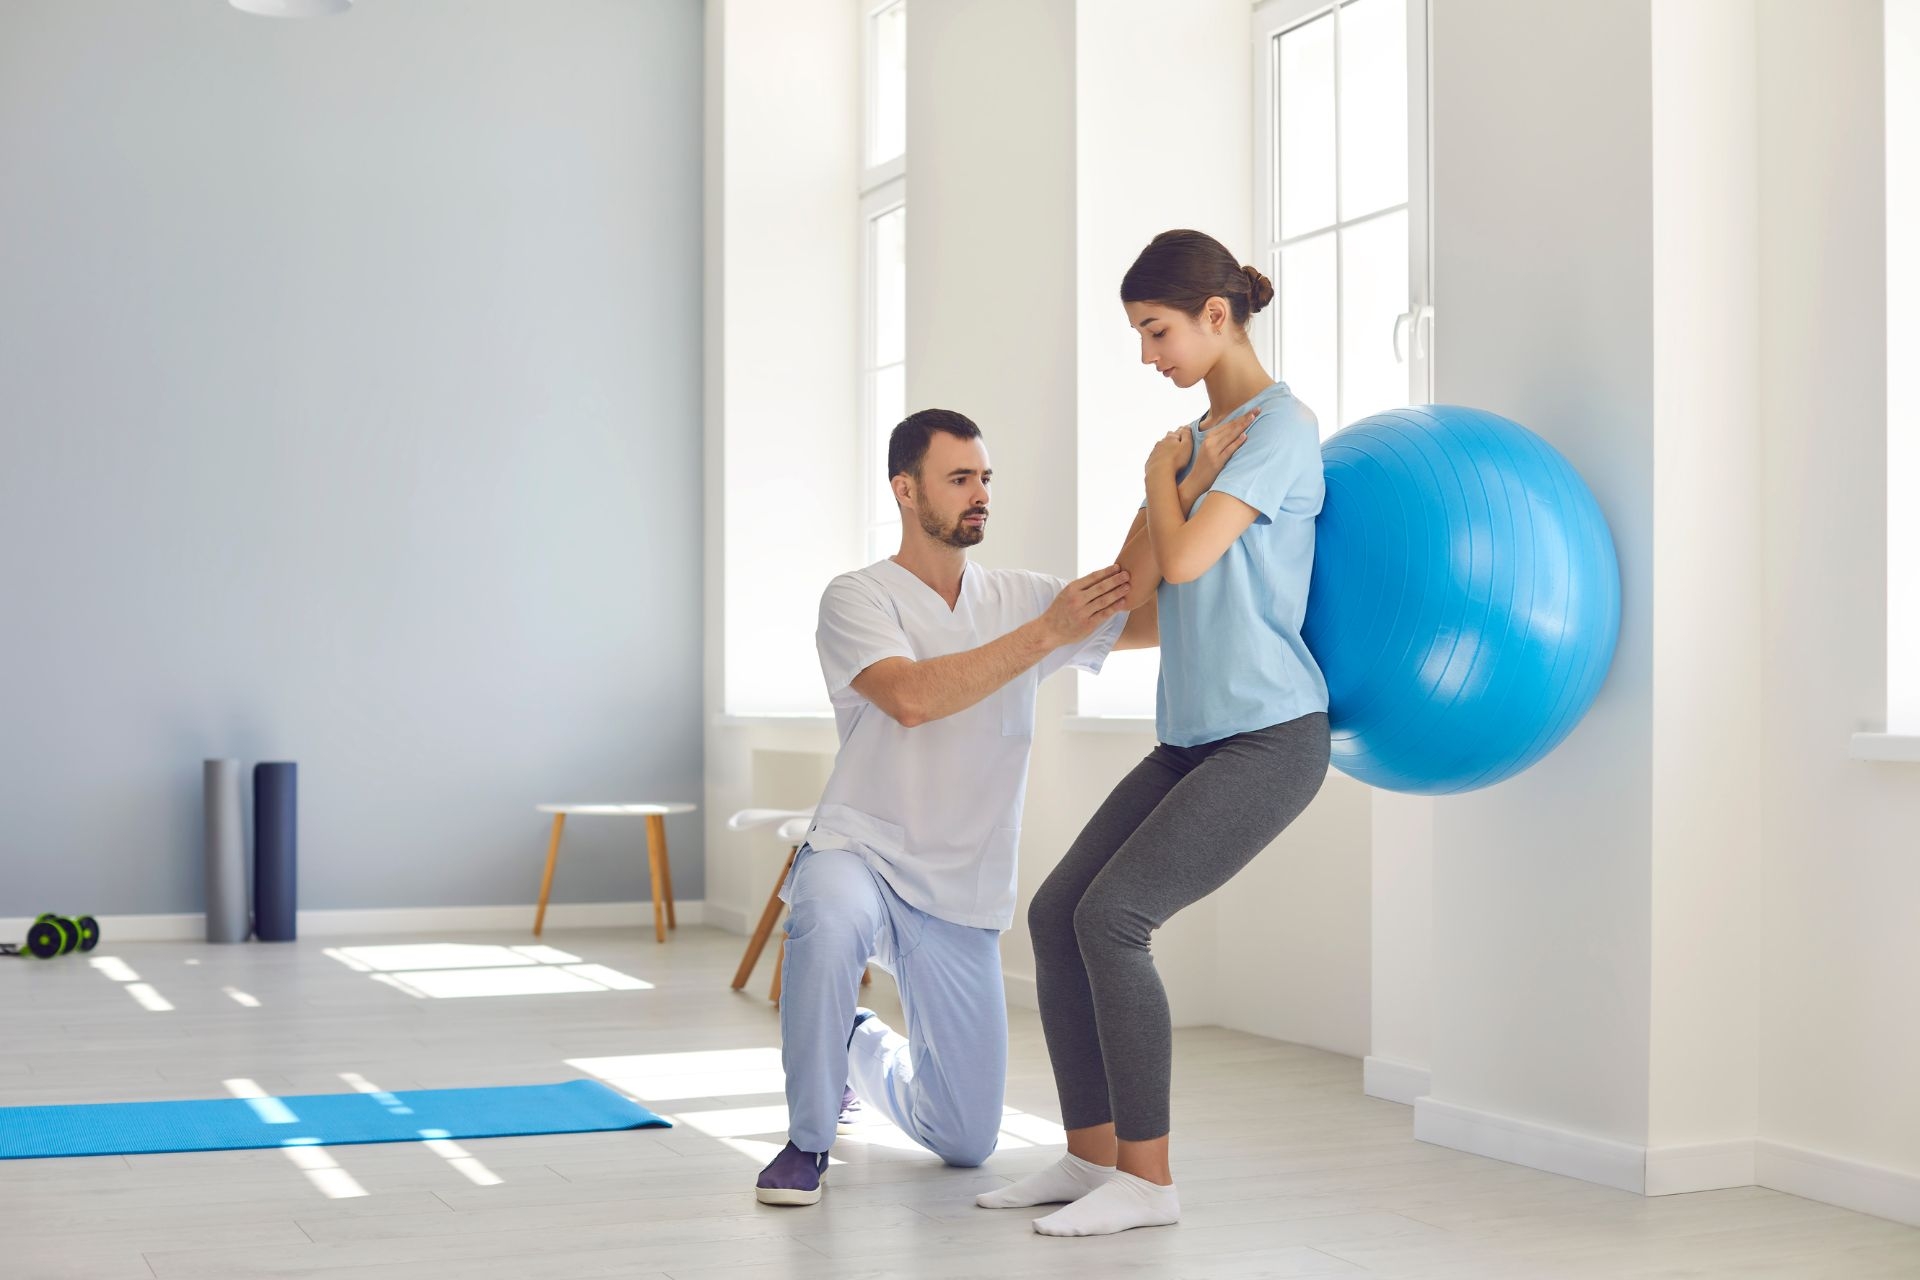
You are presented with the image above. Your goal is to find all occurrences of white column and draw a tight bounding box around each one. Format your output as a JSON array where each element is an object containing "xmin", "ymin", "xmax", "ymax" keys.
[
  {"xmin": 1418, "ymin": 0, "xmax": 1764, "ymax": 1195},
  {"xmin": 1645, "ymin": 0, "xmax": 1763, "ymax": 1195}
]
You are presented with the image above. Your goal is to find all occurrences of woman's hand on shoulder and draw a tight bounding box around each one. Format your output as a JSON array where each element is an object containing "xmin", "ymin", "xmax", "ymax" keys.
[
  {"xmin": 1146, "ymin": 426, "xmax": 1192, "ymax": 483},
  {"xmin": 1189, "ymin": 408, "xmax": 1260, "ymax": 492}
]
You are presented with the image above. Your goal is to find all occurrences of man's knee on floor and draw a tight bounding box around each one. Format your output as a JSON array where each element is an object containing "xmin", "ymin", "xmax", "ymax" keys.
[{"xmin": 929, "ymin": 1117, "xmax": 1000, "ymax": 1169}]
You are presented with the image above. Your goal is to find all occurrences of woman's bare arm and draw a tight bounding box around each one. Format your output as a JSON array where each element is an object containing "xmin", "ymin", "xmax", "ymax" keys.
[
  {"xmin": 1145, "ymin": 479, "xmax": 1262, "ymax": 584},
  {"xmin": 1113, "ymin": 592, "xmax": 1159, "ymax": 650},
  {"xmin": 1113, "ymin": 470, "xmax": 1214, "ymax": 611}
]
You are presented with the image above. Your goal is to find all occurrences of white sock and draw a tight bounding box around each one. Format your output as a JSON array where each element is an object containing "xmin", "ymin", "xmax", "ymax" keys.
[
  {"xmin": 1031, "ymin": 1170, "xmax": 1180, "ymax": 1236},
  {"xmin": 974, "ymin": 1153, "xmax": 1114, "ymax": 1209}
]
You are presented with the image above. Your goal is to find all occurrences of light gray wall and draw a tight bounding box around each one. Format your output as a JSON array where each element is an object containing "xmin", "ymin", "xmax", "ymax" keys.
[{"xmin": 0, "ymin": 0, "xmax": 705, "ymax": 915}]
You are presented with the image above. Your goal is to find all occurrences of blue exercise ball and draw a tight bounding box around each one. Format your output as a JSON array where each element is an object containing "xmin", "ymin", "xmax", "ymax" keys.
[{"xmin": 1302, "ymin": 405, "xmax": 1621, "ymax": 795}]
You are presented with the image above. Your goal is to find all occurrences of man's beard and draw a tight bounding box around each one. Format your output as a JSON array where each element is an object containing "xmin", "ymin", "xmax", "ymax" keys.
[{"xmin": 916, "ymin": 502, "xmax": 986, "ymax": 548}]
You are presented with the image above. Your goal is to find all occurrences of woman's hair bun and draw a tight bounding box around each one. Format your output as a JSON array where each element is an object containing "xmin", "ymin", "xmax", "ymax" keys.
[{"xmin": 1242, "ymin": 264, "xmax": 1275, "ymax": 315}]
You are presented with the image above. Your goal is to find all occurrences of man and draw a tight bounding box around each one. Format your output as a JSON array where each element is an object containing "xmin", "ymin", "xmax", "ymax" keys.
[{"xmin": 755, "ymin": 408, "xmax": 1160, "ymax": 1205}]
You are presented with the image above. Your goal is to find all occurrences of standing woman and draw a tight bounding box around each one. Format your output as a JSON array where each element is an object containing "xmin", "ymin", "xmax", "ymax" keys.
[{"xmin": 978, "ymin": 230, "xmax": 1332, "ymax": 1236}]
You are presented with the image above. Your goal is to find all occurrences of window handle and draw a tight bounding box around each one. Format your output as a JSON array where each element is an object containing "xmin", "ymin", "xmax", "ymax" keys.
[{"xmin": 1395, "ymin": 304, "xmax": 1435, "ymax": 362}]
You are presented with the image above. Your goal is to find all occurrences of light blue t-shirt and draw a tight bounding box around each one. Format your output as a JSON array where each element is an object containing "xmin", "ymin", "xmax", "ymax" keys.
[{"xmin": 1146, "ymin": 381, "xmax": 1329, "ymax": 747}]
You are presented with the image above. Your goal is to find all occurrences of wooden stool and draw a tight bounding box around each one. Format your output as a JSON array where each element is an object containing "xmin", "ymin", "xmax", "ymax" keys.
[
  {"xmin": 726, "ymin": 809, "xmax": 869, "ymax": 1004},
  {"xmin": 533, "ymin": 802, "xmax": 696, "ymax": 943}
]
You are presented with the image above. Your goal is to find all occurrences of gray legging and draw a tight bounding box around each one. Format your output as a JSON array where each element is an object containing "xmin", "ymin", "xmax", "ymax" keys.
[{"xmin": 1029, "ymin": 711, "xmax": 1331, "ymax": 1141}]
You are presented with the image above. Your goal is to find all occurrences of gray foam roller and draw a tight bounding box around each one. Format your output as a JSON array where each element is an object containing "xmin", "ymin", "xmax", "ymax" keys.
[{"xmin": 203, "ymin": 759, "xmax": 251, "ymax": 943}]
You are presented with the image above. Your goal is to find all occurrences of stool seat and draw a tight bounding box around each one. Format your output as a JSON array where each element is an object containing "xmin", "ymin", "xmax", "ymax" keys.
[
  {"xmin": 726, "ymin": 807, "xmax": 812, "ymax": 831},
  {"xmin": 532, "ymin": 801, "xmax": 697, "ymax": 942},
  {"xmin": 540, "ymin": 802, "xmax": 698, "ymax": 817}
]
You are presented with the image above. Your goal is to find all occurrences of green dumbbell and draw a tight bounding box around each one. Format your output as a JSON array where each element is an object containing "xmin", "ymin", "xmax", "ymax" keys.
[
  {"xmin": 3, "ymin": 913, "xmax": 100, "ymax": 959},
  {"xmin": 1, "ymin": 918, "xmax": 65, "ymax": 959},
  {"xmin": 37, "ymin": 917, "xmax": 71, "ymax": 957}
]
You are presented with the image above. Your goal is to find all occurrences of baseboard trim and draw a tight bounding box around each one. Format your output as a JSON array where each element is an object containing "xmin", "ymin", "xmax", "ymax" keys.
[
  {"xmin": 1645, "ymin": 1139, "xmax": 1757, "ymax": 1196},
  {"xmin": 700, "ymin": 900, "xmax": 751, "ymax": 937},
  {"xmin": 1416, "ymin": 1096, "xmax": 1920, "ymax": 1226},
  {"xmin": 0, "ymin": 901, "xmax": 706, "ymax": 943},
  {"xmin": 1414, "ymin": 1094, "xmax": 1647, "ymax": 1193},
  {"xmin": 1758, "ymin": 1138, "xmax": 1920, "ymax": 1228},
  {"xmin": 1363, "ymin": 1055, "xmax": 1430, "ymax": 1106}
]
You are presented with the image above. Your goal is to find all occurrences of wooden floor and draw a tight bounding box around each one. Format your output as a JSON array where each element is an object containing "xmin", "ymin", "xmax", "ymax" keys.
[{"xmin": 2, "ymin": 925, "xmax": 1915, "ymax": 1279}]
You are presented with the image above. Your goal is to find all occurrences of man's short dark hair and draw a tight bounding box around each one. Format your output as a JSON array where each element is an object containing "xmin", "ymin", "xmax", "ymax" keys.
[{"xmin": 888, "ymin": 409, "xmax": 983, "ymax": 480}]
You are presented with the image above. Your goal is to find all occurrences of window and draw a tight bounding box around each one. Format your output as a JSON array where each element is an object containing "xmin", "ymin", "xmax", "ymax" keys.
[
  {"xmin": 862, "ymin": 0, "xmax": 907, "ymax": 562},
  {"xmin": 1254, "ymin": 0, "xmax": 1430, "ymax": 439}
]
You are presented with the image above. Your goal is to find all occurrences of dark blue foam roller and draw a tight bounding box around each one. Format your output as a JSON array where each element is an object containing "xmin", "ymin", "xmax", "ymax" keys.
[{"xmin": 253, "ymin": 762, "xmax": 298, "ymax": 942}]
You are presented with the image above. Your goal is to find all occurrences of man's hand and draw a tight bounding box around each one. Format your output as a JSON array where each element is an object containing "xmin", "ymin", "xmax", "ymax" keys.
[{"xmin": 1038, "ymin": 565, "xmax": 1130, "ymax": 648}]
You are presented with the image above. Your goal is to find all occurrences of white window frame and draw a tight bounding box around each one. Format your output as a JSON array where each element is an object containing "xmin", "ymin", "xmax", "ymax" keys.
[
  {"xmin": 864, "ymin": 0, "xmax": 907, "ymax": 184},
  {"xmin": 1251, "ymin": 0, "xmax": 1432, "ymax": 435},
  {"xmin": 860, "ymin": 0, "xmax": 906, "ymax": 563},
  {"xmin": 1853, "ymin": 0, "xmax": 1919, "ymax": 760}
]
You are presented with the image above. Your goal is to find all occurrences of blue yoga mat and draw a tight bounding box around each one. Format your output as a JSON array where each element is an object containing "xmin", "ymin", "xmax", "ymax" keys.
[{"xmin": 0, "ymin": 1079, "xmax": 668, "ymax": 1160}]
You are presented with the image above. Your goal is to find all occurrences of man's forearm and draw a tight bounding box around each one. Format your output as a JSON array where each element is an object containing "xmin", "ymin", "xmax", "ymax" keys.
[{"xmin": 894, "ymin": 618, "xmax": 1055, "ymax": 725}]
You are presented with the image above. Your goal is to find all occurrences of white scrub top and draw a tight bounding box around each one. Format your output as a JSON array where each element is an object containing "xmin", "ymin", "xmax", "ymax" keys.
[{"xmin": 802, "ymin": 557, "xmax": 1125, "ymax": 931}]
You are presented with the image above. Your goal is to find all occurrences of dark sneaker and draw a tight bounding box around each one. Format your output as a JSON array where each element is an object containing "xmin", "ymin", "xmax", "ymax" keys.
[
  {"xmin": 836, "ymin": 1084, "xmax": 866, "ymax": 1134},
  {"xmin": 755, "ymin": 1141, "xmax": 829, "ymax": 1206}
]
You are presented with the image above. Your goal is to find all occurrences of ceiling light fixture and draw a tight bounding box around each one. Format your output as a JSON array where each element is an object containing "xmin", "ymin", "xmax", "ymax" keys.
[{"xmin": 230, "ymin": 0, "xmax": 353, "ymax": 17}]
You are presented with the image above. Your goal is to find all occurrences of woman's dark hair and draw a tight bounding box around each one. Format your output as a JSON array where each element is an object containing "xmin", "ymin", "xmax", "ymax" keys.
[
  {"xmin": 889, "ymin": 408, "xmax": 982, "ymax": 479},
  {"xmin": 1120, "ymin": 229, "xmax": 1274, "ymax": 328}
]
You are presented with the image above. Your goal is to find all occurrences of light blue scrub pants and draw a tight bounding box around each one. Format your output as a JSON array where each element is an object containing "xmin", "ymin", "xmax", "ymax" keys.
[{"xmin": 779, "ymin": 845, "xmax": 1007, "ymax": 1166}]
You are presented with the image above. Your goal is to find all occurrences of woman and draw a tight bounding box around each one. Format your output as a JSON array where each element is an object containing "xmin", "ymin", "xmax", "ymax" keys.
[{"xmin": 977, "ymin": 229, "xmax": 1332, "ymax": 1237}]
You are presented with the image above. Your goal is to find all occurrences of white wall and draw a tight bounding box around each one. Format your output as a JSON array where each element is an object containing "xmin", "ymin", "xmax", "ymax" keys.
[
  {"xmin": 1366, "ymin": 790, "xmax": 1431, "ymax": 1100},
  {"xmin": 1757, "ymin": 0, "xmax": 1920, "ymax": 1205},
  {"xmin": 906, "ymin": 0, "xmax": 1078, "ymax": 583},
  {"xmin": 0, "ymin": 0, "xmax": 706, "ymax": 914}
]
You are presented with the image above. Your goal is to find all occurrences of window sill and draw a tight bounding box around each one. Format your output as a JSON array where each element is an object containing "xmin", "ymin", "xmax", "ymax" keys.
[
  {"xmin": 1848, "ymin": 732, "xmax": 1920, "ymax": 762},
  {"xmin": 716, "ymin": 713, "xmax": 836, "ymax": 730},
  {"xmin": 1063, "ymin": 715, "xmax": 1156, "ymax": 735}
]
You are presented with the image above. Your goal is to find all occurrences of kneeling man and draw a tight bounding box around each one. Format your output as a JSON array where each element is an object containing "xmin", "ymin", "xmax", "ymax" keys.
[{"xmin": 755, "ymin": 408, "xmax": 1158, "ymax": 1204}]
